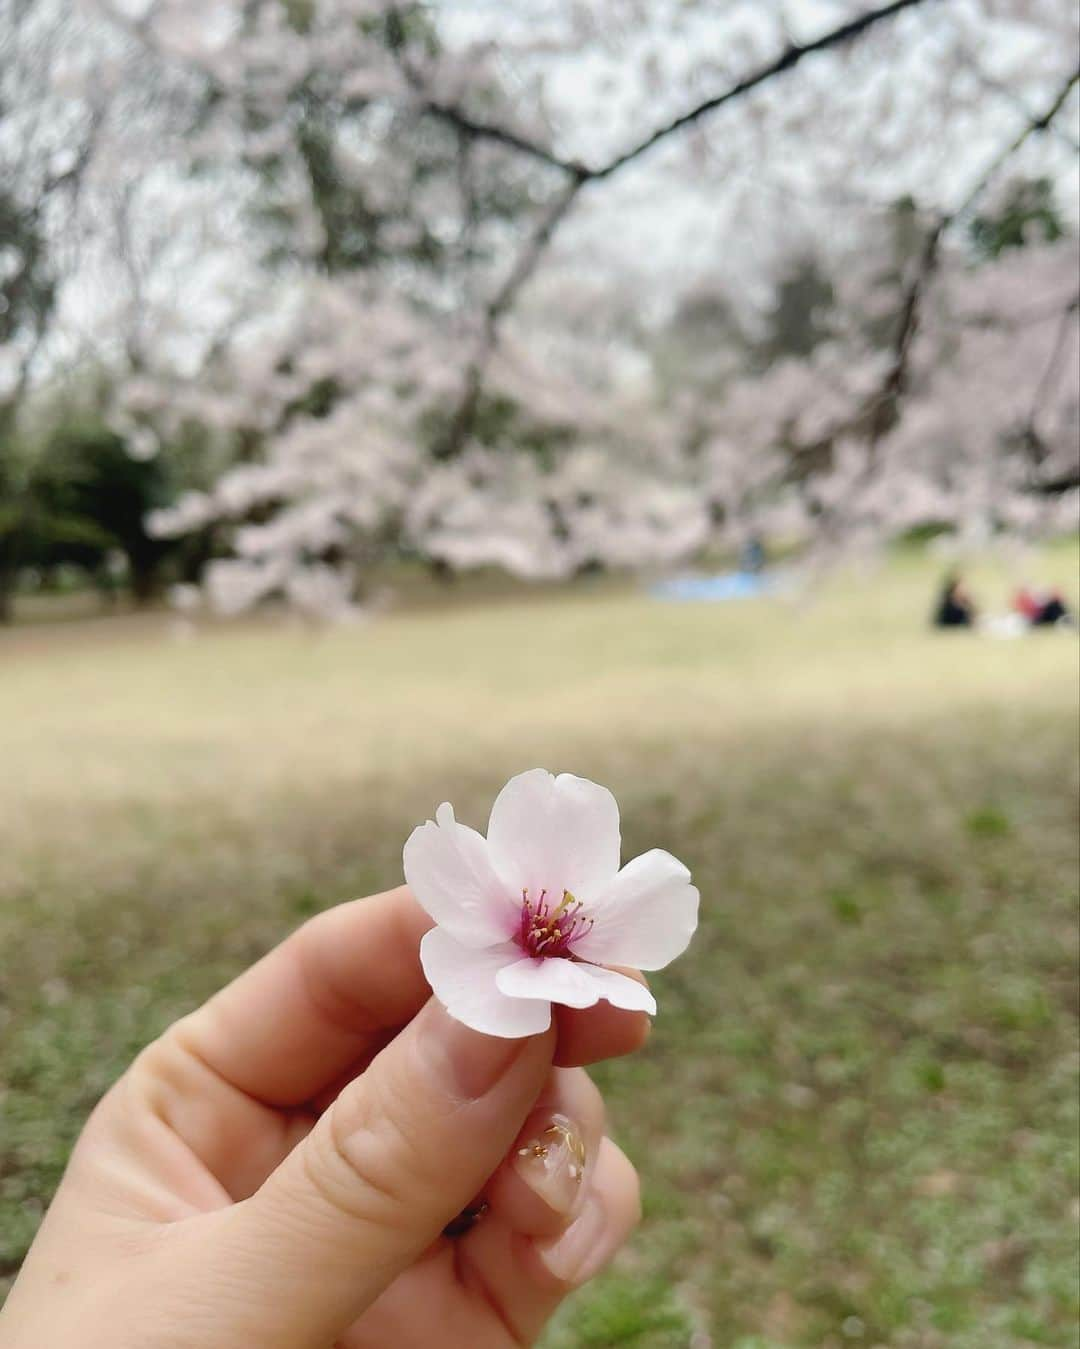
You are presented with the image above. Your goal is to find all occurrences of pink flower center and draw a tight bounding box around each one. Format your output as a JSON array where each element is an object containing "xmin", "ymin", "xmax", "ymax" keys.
[{"xmin": 518, "ymin": 888, "xmax": 593, "ymax": 959}]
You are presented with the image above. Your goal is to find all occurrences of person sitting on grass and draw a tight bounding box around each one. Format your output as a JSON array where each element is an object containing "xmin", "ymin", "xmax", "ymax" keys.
[
  {"xmin": 933, "ymin": 571, "xmax": 977, "ymax": 628},
  {"xmin": 1012, "ymin": 584, "xmax": 1075, "ymax": 629}
]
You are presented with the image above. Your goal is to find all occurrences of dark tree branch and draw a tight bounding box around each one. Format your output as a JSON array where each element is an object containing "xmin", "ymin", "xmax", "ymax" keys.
[
  {"xmin": 39, "ymin": 109, "xmax": 103, "ymax": 201},
  {"xmin": 417, "ymin": 98, "xmax": 589, "ymax": 178},
  {"xmin": 860, "ymin": 64, "xmax": 1080, "ymax": 455},
  {"xmin": 1023, "ymin": 293, "xmax": 1079, "ymax": 454},
  {"xmin": 980, "ymin": 291, "xmax": 1080, "ymax": 330},
  {"xmin": 863, "ymin": 217, "xmax": 946, "ymax": 446},
  {"xmin": 591, "ymin": 0, "xmax": 939, "ymax": 181},
  {"xmin": 429, "ymin": 0, "xmax": 941, "ymax": 455},
  {"xmin": 798, "ymin": 63, "xmax": 1080, "ymax": 542},
  {"xmin": 435, "ymin": 176, "xmax": 584, "ymax": 460},
  {"xmin": 483, "ymin": 179, "xmax": 585, "ymax": 334},
  {"xmin": 949, "ymin": 66, "xmax": 1079, "ymax": 224},
  {"xmin": 419, "ymin": 0, "xmax": 940, "ymax": 184},
  {"xmin": 961, "ymin": 63, "xmax": 1080, "ymax": 155},
  {"xmin": 385, "ymin": 2, "xmax": 584, "ymax": 176}
]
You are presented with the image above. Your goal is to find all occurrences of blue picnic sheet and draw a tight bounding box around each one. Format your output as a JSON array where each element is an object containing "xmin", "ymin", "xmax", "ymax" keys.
[{"xmin": 650, "ymin": 570, "xmax": 779, "ymax": 602}]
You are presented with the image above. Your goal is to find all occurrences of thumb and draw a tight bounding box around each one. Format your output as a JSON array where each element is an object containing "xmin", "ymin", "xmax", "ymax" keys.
[{"xmin": 195, "ymin": 998, "xmax": 553, "ymax": 1349}]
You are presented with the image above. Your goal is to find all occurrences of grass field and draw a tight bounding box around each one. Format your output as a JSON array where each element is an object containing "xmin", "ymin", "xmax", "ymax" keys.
[{"xmin": 1, "ymin": 547, "xmax": 1078, "ymax": 1348}]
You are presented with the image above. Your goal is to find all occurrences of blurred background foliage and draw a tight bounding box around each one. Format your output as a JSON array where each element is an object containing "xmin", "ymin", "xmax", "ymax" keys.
[
  {"xmin": 1, "ymin": 171, "xmax": 1071, "ymax": 620},
  {"xmin": 2, "ymin": 0, "xmax": 1078, "ymax": 620}
]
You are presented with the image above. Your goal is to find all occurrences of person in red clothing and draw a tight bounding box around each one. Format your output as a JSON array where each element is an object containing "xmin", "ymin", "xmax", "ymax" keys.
[{"xmin": 1012, "ymin": 585, "xmax": 1074, "ymax": 627}]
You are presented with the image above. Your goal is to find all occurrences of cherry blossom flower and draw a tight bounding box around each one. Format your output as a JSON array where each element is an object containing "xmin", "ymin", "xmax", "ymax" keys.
[{"xmin": 403, "ymin": 769, "xmax": 700, "ymax": 1037}]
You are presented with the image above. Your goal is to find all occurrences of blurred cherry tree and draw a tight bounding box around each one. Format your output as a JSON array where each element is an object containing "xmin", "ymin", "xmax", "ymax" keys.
[{"xmin": 2, "ymin": 0, "xmax": 1077, "ymax": 617}]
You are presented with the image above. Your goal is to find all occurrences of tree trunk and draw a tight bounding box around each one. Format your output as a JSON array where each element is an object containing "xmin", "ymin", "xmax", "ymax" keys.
[
  {"xmin": 129, "ymin": 559, "xmax": 161, "ymax": 606},
  {"xmin": 429, "ymin": 557, "xmax": 457, "ymax": 585},
  {"xmin": 0, "ymin": 561, "xmax": 15, "ymax": 625}
]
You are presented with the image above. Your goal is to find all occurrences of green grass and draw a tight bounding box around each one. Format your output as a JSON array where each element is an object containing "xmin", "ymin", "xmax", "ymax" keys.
[{"xmin": 1, "ymin": 546, "xmax": 1078, "ymax": 1347}]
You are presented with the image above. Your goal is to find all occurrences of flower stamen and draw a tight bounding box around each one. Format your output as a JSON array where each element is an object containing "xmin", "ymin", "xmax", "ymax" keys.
[{"xmin": 518, "ymin": 887, "xmax": 593, "ymax": 959}]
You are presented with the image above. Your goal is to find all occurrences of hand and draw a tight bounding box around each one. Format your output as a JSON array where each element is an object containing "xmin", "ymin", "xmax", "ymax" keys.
[{"xmin": 0, "ymin": 887, "xmax": 645, "ymax": 1348}]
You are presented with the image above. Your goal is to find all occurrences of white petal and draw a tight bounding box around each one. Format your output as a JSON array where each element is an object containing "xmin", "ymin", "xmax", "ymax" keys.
[
  {"xmin": 495, "ymin": 957, "xmax": 658, "ymax": 1016},
  {"xmin": 576, "ymin": 963, "xmax": 657, "ymax": 1015},
  {"xmin": 573, "ymin": 849, "xmax": 699, "ymax": 971},
  {"xmin": 496, "ymin": 956, "xmax": 601, "ymax": 1009},
  {"xmin": 486, "ymin": 769, "xmax": 621, "ymax": 902},
  {"xmin": 403, "ymin": 803, "xmax": 517, "ymax": 948},
  {"xmin": 420, "ymin": 928, "xmax": 552, "ymax": 1038}
]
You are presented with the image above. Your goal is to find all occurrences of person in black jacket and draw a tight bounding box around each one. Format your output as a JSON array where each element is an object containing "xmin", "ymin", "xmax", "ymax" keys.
[{"xmin": 933, "ymin": 572, "xmax": 976, "ymax": 628}]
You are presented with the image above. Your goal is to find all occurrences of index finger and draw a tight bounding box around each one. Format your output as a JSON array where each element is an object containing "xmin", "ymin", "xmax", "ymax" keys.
[
  {"xmin": 180, "ymin": 886, "xmax": 649, "ymax": 1107},
  {"xmin": 179, "ymin": 887, "xmax": 431, "ymax": 1106}
]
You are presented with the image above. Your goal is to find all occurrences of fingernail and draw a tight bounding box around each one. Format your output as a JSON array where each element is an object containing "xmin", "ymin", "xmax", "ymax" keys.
[
  {"xmin": 535, "ymin": 1191, "xmax": 609, "ymax": 1284},
  {"xmin": 420, "ymin": 999, "xmax": 524, "ymax": 1100},
  {"xmin": 511, "ymin": 1112, "xmax": 587, "ymax": 1218}
]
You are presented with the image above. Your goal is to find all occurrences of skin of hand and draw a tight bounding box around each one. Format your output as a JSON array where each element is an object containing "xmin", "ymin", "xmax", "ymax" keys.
[{"xmin": 0, "ymin": 886, "xmax": 647, "ymax": 1349}]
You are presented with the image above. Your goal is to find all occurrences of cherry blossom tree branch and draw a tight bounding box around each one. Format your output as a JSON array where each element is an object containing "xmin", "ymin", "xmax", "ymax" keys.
[
  {"xmin": 589, "ymin": 0, "xmax": 938, "ymax": 181},
  {"xmin": 436, "ymin": 175, "xmax": 584, "ymax": 459},
  {"xmin": 951, "ymin": 65, "xmax": 1079, "ymax": 223},
  {"xmin": 100, "ymin": 0, "xmax": 950, "ymax": 467},
  {"xmin": 789, "ymin": 64, "xmax": 1080, "ymax": 544},
  {"xmin": 1023, "ymin": 292, "xmax": 1080, "ymax": 479},
  {"xmin": 863, "ymin": 218, "xmax": 946, "ymax": 445},
  {"xmin": 430, "ymin": 0, "xmax": 941, "ymax": 456},
  {"xmin": 414, "ymin": 97, "xmax": 590, "ymax": 179},
  {"xmin": 384, "ymin": 2, "xmax": 585, "ymax": 176},
  {"xmin": 959, "ymin": 62, "xmax": 1080, "ymax": 155},
  {"xmin": 861, "ymin": 64, "xmax": 1080, "ymax": 453},
  {"xmin": 419, "ymin": 0, "xmax": 939, "ymax": 184}
]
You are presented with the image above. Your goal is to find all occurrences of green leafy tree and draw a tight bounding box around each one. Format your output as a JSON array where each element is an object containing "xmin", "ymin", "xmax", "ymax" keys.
[
  {"xmin": 0, "ymin": 392, "xmax": 221, "ymax": 620},
  {"xmin": 756, "ymin": 256, "xmax": 836, "ymax": 364},
  {"xmin": 45, "ymin": 426, "xmax": 180, "ymax": 602},
  {"xmin": 970, "ymin": 176, "xmax": 1065, "ymax": 259},
  {"xmin": 0, "ymin": 441, "xmax": 109, "ymax": 622}
]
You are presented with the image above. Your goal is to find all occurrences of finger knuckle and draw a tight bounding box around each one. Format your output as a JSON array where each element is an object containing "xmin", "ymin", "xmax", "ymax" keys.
[
  {"xmin": 125, "ymin": 1015, "xmax": 210, "ymax": 1109},
  {"xmin": 302, "ymin": 1078, "xmax": 430, "ymax": 1232}
]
